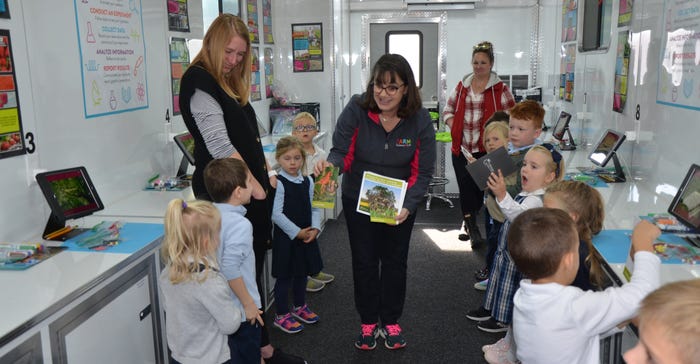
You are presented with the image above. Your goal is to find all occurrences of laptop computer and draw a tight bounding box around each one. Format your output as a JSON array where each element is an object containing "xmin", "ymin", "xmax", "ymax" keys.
[
  {"xmin": 668, "ymin": 163, "xmax": 700, "ymax": 247},
  {"xmin": 466, "ymin": 147, "xmax": 518, "ymax": 190}
]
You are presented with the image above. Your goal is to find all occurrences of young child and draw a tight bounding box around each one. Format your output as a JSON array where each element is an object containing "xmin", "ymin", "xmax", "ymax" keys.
[
  {"xmin": 271, "ymin": 136, "xmax": 323, "ymax": 334},
  {"xmin": 468, "ymin": 144, "xmax": 564, "ymax": 364},
  {"xmin": 474, "ymin": 120, "xmax": 509, "ymax": 289},
  {"xmin": 159, "ymin": 198, "xmax": 242, "ymax": 364},
  {"xmin": 203, "ymin": 158, "xmax": 264, "ymax": 363},
  {"xmin": 291, "ymin": 112, "xmax": 335, "ymax": 293},
  {"xmin": 544, "ymin": 180, "xmax": 607, "ymax": 290},
  {"xmin": 508, "ymin": 209, "xmax": 661, "ymax": 363},
  {"xmin": 623, "ymin": 279, "xmax": 700, "ymax": 364},
  {"xmin": 482, "ymin": 179, "xmax": 607, "ymax": 360}
]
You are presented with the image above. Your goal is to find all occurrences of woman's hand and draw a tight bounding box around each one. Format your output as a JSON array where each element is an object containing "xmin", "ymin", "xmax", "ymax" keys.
[
  {"xmin": 393, "ymin": 208, "xmax": 410, "ymax": 225},
  {"xmin": 314, "ymin": 160, "xmax": 334, "ymax": 177},
  {"xmin": 487, "ymin": 170, "xmax": 507, "ymax": 202}
]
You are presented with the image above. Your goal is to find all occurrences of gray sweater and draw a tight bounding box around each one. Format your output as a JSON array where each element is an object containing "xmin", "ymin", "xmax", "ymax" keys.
[{"xmin": 159, "ymin": 266, "xmax": 241, "ymax": 364}]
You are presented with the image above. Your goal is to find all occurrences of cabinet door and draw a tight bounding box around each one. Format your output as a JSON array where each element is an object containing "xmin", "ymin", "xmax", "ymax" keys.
[{"xmin": 50, "ymin": 257, "xmax": 163, "ymax": 364}]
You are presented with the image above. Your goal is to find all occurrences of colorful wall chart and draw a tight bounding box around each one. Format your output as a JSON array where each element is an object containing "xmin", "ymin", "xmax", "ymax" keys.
[
  {"xmin": 247, "ymin": 0, "xmax": 259, "ymax": 43},
  {"xmin": 251, "ymin": 47, "xmax": 261, "ymax": 101},
  {"xmin": 74, "ymin": 0, "xmax": 148, "ymax": 118},
  {"xmin": 561, "ymin": 0, "xmax": 577, "ymax": 42},
  {"xmin": 613, "ymin": 31, "xmax": 631, "ymax": 113},
  {"xmin": 618, "ymin": 0, "xmax": 634, "ymax": 27},
  {"xmin": 170, "ymin": 38, "xmax": 190, "ymax": 115},
  {"xmin": 292, "ymin": 23, "xmax": 324, "ymax": 72},
  {"xmin": 657, "ymin": 0, "xmax": 700, "ymax": 110},
  {"xmin": 262, "ymin": 0, "xmax": 273, "ymax": 44},
  {"xmin": 264, "ymin": 47, "xmax": 274, "ymax": 98},
  {"xmin": 0, "ymin": 30, "xmax": 26, "ymax": 160},
  {"xmin": 560, "ymin": 43, "xmax": 576, "ymax": 102}
]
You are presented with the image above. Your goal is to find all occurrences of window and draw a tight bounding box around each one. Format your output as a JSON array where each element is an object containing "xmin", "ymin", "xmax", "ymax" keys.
[{"xmin": 387, "ymin": 31, "xmax": 422, "ymax": 87}]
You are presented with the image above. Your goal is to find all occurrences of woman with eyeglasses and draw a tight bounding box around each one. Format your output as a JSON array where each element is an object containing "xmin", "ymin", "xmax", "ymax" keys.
[
  {"xmin": 179, "ymin": 13, "xmax": 306, "ymax": 364},
  {"xmin": 315, "ymin": 54, "xmax": 436, "ymax": 351},
  {"xmin": 442, "ymin": 41, "xmax": 515, "ymax": 250}
]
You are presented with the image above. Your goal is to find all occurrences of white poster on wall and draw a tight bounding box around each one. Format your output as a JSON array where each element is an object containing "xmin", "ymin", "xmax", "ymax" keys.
[
  {"xmin": 74, "ymin": 0, "xmax": 148, "ymax": 118},
  {"xmin": 657, "ymin": 0, "xmax": 700, "ymax": 110}
]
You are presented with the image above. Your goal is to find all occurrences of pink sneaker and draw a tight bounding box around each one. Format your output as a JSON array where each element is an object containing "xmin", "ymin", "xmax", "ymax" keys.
[
  {"xmin": 291, "ymin": 304, "xmax": 319, "ymax": 324},
  {"xmin": 273, "ymin": 313, "xmax": 303, "ymax": 334},
  {"xmin": 379, "ymin": 323, "xmax": 407, "ymax": 349}
]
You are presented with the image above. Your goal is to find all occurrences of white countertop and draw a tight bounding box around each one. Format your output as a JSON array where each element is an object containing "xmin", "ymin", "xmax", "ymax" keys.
[{"xmin": 0, "ymin": 250, "xmax": 130, "ymax": 339}]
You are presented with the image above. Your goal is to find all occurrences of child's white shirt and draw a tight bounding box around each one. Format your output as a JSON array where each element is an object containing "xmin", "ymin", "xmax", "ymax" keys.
[
  {"xmin": 302, "ymin": 142, "xmax": 327, "ymax": 176},
  {"xmin": 512, "ymin": 251, "xmax": 661, "ymax": 364},
  {"xmin": 497, "ymin": 188, "xmax": 546, "ymax": 221}
]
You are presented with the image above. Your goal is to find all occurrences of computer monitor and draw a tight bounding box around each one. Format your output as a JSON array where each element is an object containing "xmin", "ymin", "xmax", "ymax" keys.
[
  {"xmin": 588, "ymin": 129, "xmax": 627, "ymax": 183},
  {"xmin": 173, "ymin": 131, "xmax": 195, "ymax": 178},
  {"xmin": 551, "ymin": 111, "xmax": 576, "ymax": 150},
  {"xmin": 668, "ymin": 164, "xmax": 700, "ymax": 235},
  {"xmin": 36, "ymin": 166, "xmax": 104, "ymax": 240}
]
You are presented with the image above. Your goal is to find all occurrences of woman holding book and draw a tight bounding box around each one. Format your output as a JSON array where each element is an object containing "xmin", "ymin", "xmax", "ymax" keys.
[{"xmin": 315, "ymin": 54, "xmax": 436, "ymax": 350}]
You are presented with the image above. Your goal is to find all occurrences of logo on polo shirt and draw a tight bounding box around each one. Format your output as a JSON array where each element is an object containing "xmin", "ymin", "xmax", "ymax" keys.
[{"xmin": 395, "ymin": 138, "xmax": 412, "ymax": 147}]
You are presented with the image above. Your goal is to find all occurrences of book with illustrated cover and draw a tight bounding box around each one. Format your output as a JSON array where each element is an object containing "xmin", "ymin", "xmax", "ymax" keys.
[
  {"xmin": 623, "ymin": 236, "xmax": 700, "ymax": 281},
  {"xmin": 312, "ymin": 166, "xmax": 339, "ymax": 209},
  {"xmin": 356, "ymin": 171, "xmax": 407, "ymax": 224},
  {"xmin": 638, "ymin": 213, "xmax": 693, "ymax": 233}
]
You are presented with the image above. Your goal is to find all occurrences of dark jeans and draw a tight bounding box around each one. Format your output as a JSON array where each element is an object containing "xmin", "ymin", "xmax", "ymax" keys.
[
  {"xmin": 274, "ymin": 277, "xmax": 307, "ymax": 315},
  {"xmin": 343, "ymin": 196, "xmax": 416, "ymax": 325},
  {"xmin": 451, "ymin": 152, "xmax": 485, "ymax": 216},
  {"xmin": 254, "ymin": 245, "xmax": 271, "ymax": 347},
  {"xmin": 228, "ymin": 321, "xmax": 262, "ymax": 363},
  {"xmin": 484, "ymin": 212, "xmax": 503, "ymax": 271}
]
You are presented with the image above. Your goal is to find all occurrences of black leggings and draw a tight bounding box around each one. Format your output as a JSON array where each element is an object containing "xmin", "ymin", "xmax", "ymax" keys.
[{"xmin": 451, "ymin": 152, "xmax": 485, "ymax": 216}]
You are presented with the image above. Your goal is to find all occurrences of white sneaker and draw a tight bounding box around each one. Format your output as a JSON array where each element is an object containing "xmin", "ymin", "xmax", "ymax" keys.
[
  {"xmin": 482, "ymin": 337, "xmax": 509, "ymax": 353},
  {"xmin": 474, "ymin": 279, "xmax": 488, "ymax": 291}
]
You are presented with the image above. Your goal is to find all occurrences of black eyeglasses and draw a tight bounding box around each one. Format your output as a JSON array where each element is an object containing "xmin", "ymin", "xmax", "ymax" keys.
[
  {"xmin": 372, "ymin": 83, "xmax": 405, "ymax": 96},
  {"xmin": 293, "ymin": 124, "xmax": 317, "ymax": 132}
]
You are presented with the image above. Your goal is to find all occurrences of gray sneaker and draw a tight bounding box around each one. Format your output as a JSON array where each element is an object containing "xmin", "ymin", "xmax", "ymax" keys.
[{"xmin": 306, "ymin": 277, "xmax": 325, "ymax": 292}]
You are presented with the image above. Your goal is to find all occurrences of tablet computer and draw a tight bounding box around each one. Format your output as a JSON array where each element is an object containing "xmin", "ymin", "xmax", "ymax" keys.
[{"xmin": 466, "ymin": 147, "xmax": 517, "ymax": 190}]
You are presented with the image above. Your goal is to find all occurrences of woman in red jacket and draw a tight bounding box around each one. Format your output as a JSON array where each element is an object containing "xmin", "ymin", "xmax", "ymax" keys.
[{"xmin": 442, "ymin": 41, "xmax": 515, "ymax": 247}]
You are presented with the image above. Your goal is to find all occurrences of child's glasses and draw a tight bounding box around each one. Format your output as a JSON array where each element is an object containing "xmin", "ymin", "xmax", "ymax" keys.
[
  {"xmin": 372, "ymin": 83, "xmax": 404, "ymax": 96},
  {"xmin": 293, "ymin": 124, "xmax": 317, "ymax": 132}
]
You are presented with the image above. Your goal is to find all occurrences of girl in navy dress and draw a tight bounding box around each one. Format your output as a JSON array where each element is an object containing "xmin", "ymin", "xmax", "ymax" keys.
[{"xmin": 271, "ymin": 136, "xmax": 323, "ymax": 334}]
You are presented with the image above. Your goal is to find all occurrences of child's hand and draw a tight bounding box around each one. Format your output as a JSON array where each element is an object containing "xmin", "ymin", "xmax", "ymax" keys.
[
  {"xmin": 631, "ymin": 220, "xmax": 660, "ymax": 255},
  {"xmin": 296, "ymin": 227, "xmax": 314, "ymax": 241},
  {"xmin": 244, "ymin": 302, "xmax": 264, "ymax": 326},
  {"xmin": 269, "ymin": 174, "xmax": 277, "ymax": 189},
  {"xmin": 304, "ymin": 228, "xmax": 319, "ymax": 243},
  {"xmin": 487, "ymin": 170, "xmax": 507, "ymax": 201}
]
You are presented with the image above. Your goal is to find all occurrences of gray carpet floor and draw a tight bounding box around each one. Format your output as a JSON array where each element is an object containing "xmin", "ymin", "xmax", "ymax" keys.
[{"xmin": 266, "ymin": 199, "xmax": 504, "ymax": 363}]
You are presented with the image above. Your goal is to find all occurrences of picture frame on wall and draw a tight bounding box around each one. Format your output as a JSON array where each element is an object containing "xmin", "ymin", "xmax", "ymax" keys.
[
  {"xmin": 292, "ymin": 23, "xmax": 323, "ymax": 72},
  {"xmin": 0, "ymin": 1, "xmax": 9, "ymax": 19},
  {"xmin": 167, "ymin": 0, "xmax": 190, "ymax": 32}
]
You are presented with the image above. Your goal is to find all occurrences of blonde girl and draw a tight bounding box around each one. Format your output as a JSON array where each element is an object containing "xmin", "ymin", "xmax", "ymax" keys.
[
  {"xmin": 544, "ymin": 180, "xmax": 606, "ymax": 290},
  {"xmin": 271, "ymin": 136, "xmax": 323, "ymax": 334},
  {"xmin": 160, "ymin": 199, "xmax": 241, "ymax": 364}
]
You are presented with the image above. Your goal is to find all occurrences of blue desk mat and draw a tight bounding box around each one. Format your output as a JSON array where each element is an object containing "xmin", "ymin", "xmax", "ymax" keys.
[
  {"xmin": 593, "ymin": 229, "xmax": 692, "ymax": 264},
  {"xmin": 564, "ymin": 173, "xmax": 608, "ymax": 188},
  {"xmin": 64, "ymin": 223, "xmax": 164, "ymax": 254}
]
